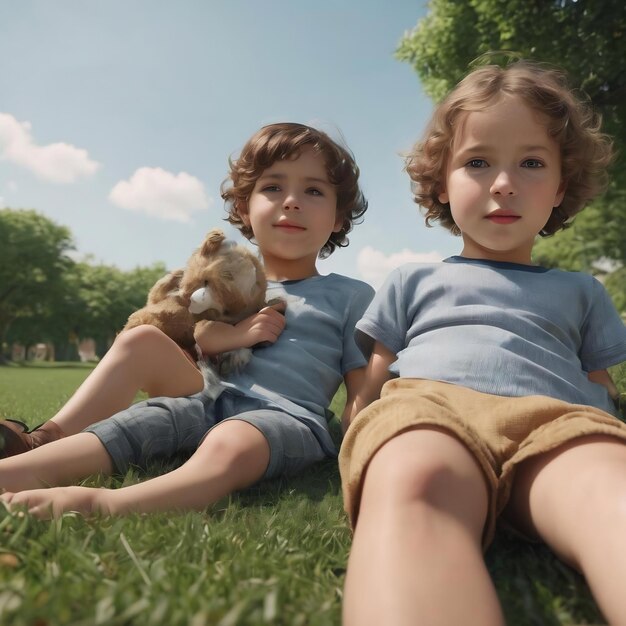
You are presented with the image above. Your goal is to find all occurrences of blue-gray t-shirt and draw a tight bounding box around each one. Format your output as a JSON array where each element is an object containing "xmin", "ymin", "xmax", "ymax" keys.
[
  {"xmin": 224, "ymin": 273, "xmax": 374, "ymax": 453},
  {"xmin": 356, "ymin": 257, "xmax": 626, "ymax": 416}
]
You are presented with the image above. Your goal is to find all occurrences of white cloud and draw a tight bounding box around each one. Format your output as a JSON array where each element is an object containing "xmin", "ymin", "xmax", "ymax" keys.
[
  {"xmin": 357, "ymin": 246, "xmax": 444, "ymax": 288},
  {"xmin": 7, "ymin": 181, "xmax": 18, "ymax": 192},
  {"xmin": 0, "ymin": 112, "xmax": 99, "ymax": 183},
  {"xmin": 109, "ymin": 166, "xmax": 211, "ymax": 222}
]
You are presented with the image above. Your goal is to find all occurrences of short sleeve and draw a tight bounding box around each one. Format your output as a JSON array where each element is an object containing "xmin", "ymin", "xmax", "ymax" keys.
[
  {"xmin": 580, "ymin": 277, "xmax": 626, "ymax": 371},
  {"xmin": 354, "ymin": 267, "xmax": 408, "ymax": 360}
]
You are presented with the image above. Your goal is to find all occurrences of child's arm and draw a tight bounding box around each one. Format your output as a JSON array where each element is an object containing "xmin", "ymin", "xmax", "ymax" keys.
[
  {"xmin": 588, "ymin": 369, "xmax": 620, "ymax": 400},
  {"xmin": 194, "ymin": 306, "xmax": 285, "ymax": 357},
  {"xmin": 342, "ymin": 341, "xmax": 396, "ymax": 433},
  {"xmin": 341, "ymin": 366, "xmax": 366, "ymax": 434}
]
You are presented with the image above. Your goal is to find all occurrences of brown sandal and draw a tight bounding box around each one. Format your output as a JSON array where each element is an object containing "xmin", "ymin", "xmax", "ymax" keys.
[{"xmin": 0, "ymin": 419, "xmax": 65, "ymax": 458}]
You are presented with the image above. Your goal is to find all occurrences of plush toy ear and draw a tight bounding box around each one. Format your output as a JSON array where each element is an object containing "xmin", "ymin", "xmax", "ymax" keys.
[{"xmin": 199, "ymin": 229, "xmax": 226, "ymax": 257}]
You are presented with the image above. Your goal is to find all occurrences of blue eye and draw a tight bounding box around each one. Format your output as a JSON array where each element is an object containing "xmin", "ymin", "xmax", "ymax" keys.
[
  {"xmin": 466, "ymin": 159, "xmax": 488, "ymax": 168},
  {"xmin": 522, "ymin": 159, "xmax": 544, "ymax": 168},
  {"xmin": 307, "ymin": 188, "xmax": 323, "ymax": 196},
  {"xmin": 261, "ymin": 184, "xmax": 280, "ymax": 192}
]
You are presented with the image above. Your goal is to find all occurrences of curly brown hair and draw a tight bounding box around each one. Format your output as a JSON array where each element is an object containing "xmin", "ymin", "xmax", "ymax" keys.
[
  {"xmin": 406, "ymin": 61, "xmax": 614, "ymax": 236},
  {"xmin": 222, "ymin": 122, "xmax": 367, "ymax": 258}
]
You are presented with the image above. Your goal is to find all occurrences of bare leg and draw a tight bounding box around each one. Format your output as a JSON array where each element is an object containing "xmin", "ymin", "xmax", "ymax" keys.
[
  {"xmin": 49, "ymin": 325, "xmax": 204, "ymax": 435},
  {"xmin": 1, "ymin": 420, "xmax": 269, "ymax": 518},
  {"xmin": 505, "ymin": 435, "xmax": 626, "ymax": 625},
  {"xmin": 0, "ymin": 433, "xmax": 114, "ymax": 492},
  {"xmin": 343, "ymin": 427, "xmax": 504, "ymax": 626}
]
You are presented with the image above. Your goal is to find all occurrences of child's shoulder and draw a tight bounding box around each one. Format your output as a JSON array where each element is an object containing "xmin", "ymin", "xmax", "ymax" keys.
[
  {"xmin": 322, "ymin": 273, "xmax": 375, "ymax": 296},
  {"xmin": 381, "ymin": 261, "xmax": 446, "ymax": 286}
]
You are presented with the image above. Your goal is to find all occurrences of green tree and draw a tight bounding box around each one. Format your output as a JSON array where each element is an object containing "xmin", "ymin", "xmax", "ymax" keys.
[
  {"xmin": 396, "ymin": 0, "xmax": 626, "ymax": 309},
  {"xmin": 0, "ymin": 209, "xmax": 74, "ymax": 362},
  {"xmin": 1, "ymin": 208, "xmax": 167, "ymax": 361},
  {"xmin": 68, "ymin": 260, "xmax": 166, "ymax": 356},
  {"xmin": 397, "ymin": 0, "xmax": 625, "ymax": 147},
  {"xmin": 6, "ymin": 259, "xmax": 167, "ymax": 360}
]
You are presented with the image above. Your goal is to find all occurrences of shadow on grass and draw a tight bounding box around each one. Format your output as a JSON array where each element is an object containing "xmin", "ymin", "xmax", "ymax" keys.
[
  {"xmin": 249, "ymin": 458, "xmax": 342, "ymax": 503},
  {"xmin": 488, "ymin": 532, "xmax": 606, "ymax": 625}
]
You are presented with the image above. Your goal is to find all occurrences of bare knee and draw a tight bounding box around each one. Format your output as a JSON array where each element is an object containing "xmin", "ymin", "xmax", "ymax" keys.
[
  {"xmin": 196, "ymin": 421, "xmax": 270, "ymax": 488},
  {"xmin": 115, "ymin": 325, "xmax": 170, "ymax": 355},
  {"xmin": 368, "ymin": 444, "xmax": 460, "ymax": 504},
  {"xmin": 114, "ymin": 325, "xmax": 203, "ymax": 396},
  {"xmin": 361, "ymin": 429, "xmax": 489, "ymax": 539}
]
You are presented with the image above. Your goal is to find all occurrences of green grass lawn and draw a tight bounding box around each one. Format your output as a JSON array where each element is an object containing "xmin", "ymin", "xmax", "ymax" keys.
[{"xmin": 0, "ymin": 362, "xmax": 612, "ymax": 625}]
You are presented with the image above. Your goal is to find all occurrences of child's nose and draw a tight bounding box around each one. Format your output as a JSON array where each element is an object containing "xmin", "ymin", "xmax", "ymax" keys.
[
  {"xmin": 283, "ymin": 191, "xmax": 301, "ymax": 210},
  {"xmin": 490, "ymin": 170, "xmax": 516, "ymax": 195}
]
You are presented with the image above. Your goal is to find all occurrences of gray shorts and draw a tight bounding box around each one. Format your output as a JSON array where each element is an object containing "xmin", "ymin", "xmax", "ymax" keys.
[{"xmin": 84, "ymin": 390, "xmax": 327, "ymax": 479}]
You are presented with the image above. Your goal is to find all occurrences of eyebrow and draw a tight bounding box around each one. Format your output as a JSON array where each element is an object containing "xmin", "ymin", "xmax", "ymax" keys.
[
  {"xmin": 457, "ymin": 143, "xmax": 553, "ymax": 154},
  {"xmin": 257, "ymin": 173, "xmax": 332, "ymax": 185}
]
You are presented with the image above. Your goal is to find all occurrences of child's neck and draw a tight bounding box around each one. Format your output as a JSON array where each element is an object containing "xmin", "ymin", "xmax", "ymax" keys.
[
  {"xmin": 460, "ymin": 242, "xmax": 534, "ymax": 266},
  {"xmin": 262, "ymin": 254, "xmax": 320, "ymax": 282}
]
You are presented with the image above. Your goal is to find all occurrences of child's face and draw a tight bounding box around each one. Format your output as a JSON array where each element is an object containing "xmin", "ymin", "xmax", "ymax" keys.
[
  {"xmin": 240, "ymin": 146, "xmax": 341, "ymax": 278},
  {"xmin": 439, "ymin": 96, "xmax": 565, "ymax": 264}
]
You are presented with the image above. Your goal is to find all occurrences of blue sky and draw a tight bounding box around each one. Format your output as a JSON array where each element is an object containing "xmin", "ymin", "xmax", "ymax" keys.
[{"xmin": 0, "ymin": 0, "xmax": 460, "ymax": 288}]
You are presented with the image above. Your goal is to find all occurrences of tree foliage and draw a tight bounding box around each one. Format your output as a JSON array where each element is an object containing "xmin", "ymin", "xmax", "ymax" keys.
[
  {"xmin": 63, "ymin": 260, "xmax": 167, "ymax": 353},
  {"xmin": 0, "ymin": 209, "xmax": 74, "ymax": 355},
  {"xmin": 1, "ymin": 208, "xmax": 167, "ymax": 361},
  {"xmin": 6, "ymin": 260, "xmax": 166, "ymax": 358},
  {"xmin": 396, "ymin": 0, "xmax": 626, "ymax": 292},
  {"xmin": 397, "ymin": 0, "xmax": 626, "ymax": 140}
]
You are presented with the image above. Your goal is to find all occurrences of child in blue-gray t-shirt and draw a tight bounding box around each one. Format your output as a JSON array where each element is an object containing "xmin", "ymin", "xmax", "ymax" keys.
[
  {"xmin": 340, "ymin": 62, "xmax": 626, "ymax": 626},
  {"xmin": 0, "ymin": 123, "xmax": 374, "ymax": 517}
]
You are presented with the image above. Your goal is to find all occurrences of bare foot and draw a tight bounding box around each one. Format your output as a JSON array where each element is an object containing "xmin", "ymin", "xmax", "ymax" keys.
[{"xmin": 0, "ymin": 486, "xmax": 111, "ymax": 519}]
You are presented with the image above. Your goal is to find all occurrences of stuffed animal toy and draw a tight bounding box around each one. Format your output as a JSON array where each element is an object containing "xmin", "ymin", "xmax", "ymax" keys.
[{"xmin": 124, "ymin": 229, "xmax": 271, "ymax": 374}]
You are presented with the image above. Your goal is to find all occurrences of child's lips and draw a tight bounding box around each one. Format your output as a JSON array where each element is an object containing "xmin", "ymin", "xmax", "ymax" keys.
[
  {"xmin": 274, "ymin": 221, "xmax": 306, "ymax": 231},
  {"xmin": 485, "ymin": 211, "xmax": 520, "ymax": 225}
]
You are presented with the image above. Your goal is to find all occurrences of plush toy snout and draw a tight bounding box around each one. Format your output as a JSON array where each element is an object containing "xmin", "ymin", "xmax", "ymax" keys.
[{"xmin": 188, "ymin": 285, "xmax": 215, "ymax": 314}]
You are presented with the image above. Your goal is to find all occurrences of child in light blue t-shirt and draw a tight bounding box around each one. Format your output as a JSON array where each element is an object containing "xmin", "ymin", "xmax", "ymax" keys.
[
  {"xmin": 340, "ymin": 62, "xmax": 626, "ymax": 626},
  {"xmin": 0, "ymin": 123, "xmax": 374, "ymax": 517}
]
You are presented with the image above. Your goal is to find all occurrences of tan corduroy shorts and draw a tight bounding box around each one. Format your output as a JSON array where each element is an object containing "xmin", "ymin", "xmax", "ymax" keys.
[{"xmin": 339, "ymin": 378, "xmax": 626, "ymax": 547}]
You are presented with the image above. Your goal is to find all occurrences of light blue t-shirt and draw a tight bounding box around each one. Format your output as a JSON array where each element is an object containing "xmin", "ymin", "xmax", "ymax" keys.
[
  {"xmin": 224, "ymin": 273, "xmax": 374, "ymax": 453},
  {"xmin": 356, "ymin": 257, "xmax": 626, "ymax": 416}
]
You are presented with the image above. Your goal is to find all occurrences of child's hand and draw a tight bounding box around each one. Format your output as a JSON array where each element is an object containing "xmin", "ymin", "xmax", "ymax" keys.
[
  {"xmin": 193, "ymin": 306, "xmax": 285, "ymax": 356},
  {"xmin": 195, "ymin": 304, "xmax": 285, "ymax": 377},
  {"xmin": 236, "ymin": 305, "xmax": 286, "ymax": 348}
]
